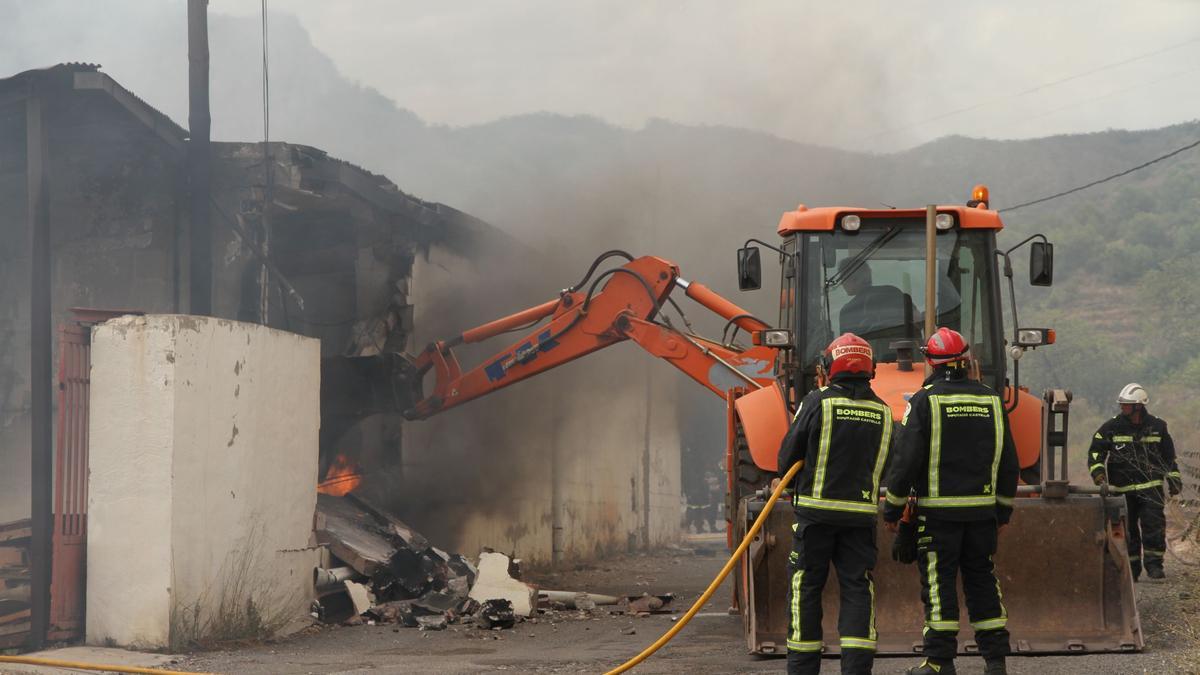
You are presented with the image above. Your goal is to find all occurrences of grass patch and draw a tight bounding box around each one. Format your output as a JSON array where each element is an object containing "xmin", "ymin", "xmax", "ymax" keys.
[{"xmin": 169, "ymin": 519, "xmax": 299, "ymax": 651}]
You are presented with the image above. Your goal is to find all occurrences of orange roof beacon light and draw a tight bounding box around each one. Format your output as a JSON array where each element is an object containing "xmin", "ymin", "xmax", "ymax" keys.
[{"xmin": 969, "ymin": 184, "xmax": 990, "ymax": 209}]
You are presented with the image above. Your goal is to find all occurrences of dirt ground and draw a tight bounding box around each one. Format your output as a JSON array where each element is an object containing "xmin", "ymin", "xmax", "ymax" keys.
[{"xmin": 174, "ymin": 533, "xmax": 1200, "ymax": 675}]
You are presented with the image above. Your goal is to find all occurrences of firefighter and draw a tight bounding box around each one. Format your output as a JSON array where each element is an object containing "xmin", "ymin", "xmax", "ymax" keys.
[
  {"xmin": 882, "ymin": 327, "xmax": 1018, "ymax": 675},
  {"xmin": 778, "ymin": 333, "xmax": 893, "ymax": 675},
  {"xmin": 1088, "ymin": 383, "xmax": 1182, "ymax": 581}
]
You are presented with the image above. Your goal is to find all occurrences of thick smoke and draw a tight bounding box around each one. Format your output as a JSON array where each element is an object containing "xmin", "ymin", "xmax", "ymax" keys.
[{"xmin": 4, "ymin": 2, "xmax": 1199, "ymax": 541}]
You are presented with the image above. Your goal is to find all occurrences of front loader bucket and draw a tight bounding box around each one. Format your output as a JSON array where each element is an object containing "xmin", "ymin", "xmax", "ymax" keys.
[{"xmin": 738, "ymin": 494, "xmax": 1142, "ymax": 656}]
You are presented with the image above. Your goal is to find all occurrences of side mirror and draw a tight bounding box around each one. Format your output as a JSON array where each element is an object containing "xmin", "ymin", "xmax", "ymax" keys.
[
  {"xmin": 1029, "ymin": 241, "xmax": 1053, "ymax": 286},
  {"xmin": 737, "ymin": 246, "xmax": 762, "ymax": 291}
]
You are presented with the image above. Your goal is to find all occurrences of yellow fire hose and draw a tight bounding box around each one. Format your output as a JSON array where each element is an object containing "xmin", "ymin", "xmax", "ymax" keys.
[
  {"xmin": 1, "ymin": 463, "xmax": 800, "ymax": 675},
  {"xmin": 0, "ymin": 655, "xmax": 211, "ymax": 674},
  {"xmin": 604, "ymin": 461, "xmax": 801, "ymax": 674}
]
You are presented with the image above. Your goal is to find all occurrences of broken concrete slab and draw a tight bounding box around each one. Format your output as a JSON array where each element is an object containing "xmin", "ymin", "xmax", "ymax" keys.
[
  {"xmin": 469, "ymin": 551, "xmax": 537, "ymax": 617},
  {"xmin": 315, "ymin": 495, "xmax": 401, "ymax": 577},
  {"xmin": 344, "ymin": 580, "xmax": 373, "ymax": 616}
]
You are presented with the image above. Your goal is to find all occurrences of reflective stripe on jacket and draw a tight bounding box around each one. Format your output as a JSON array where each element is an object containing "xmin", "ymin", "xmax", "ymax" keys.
[
  {"xmin": 1088, "ymin": 413, "xmax": 1178, "ymax": 490},
  {"xmin": 882, "ymin": 368, "xmax": 1018, "ymax": 524},
  {"xmin": 778, "ymin": 375, "xmax": 893, "ymax": 526}
]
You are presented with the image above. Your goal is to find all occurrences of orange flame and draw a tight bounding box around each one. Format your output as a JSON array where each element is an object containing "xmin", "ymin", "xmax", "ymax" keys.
[{"xmin": 318, "ymin": 454, "xmax": 362, "ymax": 496}]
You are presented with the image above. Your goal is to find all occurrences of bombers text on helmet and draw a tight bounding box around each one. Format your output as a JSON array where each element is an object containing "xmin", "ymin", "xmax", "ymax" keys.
[
  {"xmin": 825, "ymin": 333, "xmax": 874, "ymax": 378},
  {"xmin": 1117, "ymin": 383, "xmax": 1149, "ymax": 406},
  {"xmin": 923, "ymin": 327, "xmax": 970, "ymax": 366}
]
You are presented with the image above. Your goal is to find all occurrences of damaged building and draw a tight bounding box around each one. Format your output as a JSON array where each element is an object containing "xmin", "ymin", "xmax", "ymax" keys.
[{"xmin": 0, "ymin": 64, "xmax": 682, "ymax": 647}]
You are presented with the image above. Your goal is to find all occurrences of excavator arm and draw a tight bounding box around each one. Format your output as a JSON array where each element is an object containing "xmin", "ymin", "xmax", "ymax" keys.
[{"xmin": 402, "ymin": 252, "xmax": 785, "ymax": 420}]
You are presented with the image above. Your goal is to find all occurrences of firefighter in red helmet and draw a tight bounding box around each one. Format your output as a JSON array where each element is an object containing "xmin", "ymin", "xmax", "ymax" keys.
[
  {"xmin": 778, "ymin": 333, "xmax": 893, "ymax": 675},
  {"xmin": 882, "ymin": 327, "xmax": 1019, "ymax": 675}
]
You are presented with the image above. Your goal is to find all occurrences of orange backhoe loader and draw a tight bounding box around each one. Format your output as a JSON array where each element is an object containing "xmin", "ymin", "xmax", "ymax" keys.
[{"xmin": 368, "ymin": 188, "xmax": 1141, "ymax": 657}]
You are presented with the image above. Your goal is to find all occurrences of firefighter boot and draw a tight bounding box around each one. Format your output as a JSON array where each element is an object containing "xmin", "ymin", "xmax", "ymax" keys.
[
  {"xmin": 1146, "ymin": 565, "xmax": 1166, "ymax": 580},
  {"xmin": 984, "ymin": 657, "xmax": 1007, "ymax": 675},
  {"xmin": 906, "ymin": 658, "xmax": 957, "ymax": 675},
  {"xmin": 1130, "ymin": 559, "xmax": 1141, "ymax": 582}
]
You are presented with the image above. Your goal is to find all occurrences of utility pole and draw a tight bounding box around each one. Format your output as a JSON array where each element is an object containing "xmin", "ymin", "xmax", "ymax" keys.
[
  {"xmin": 27, "ymin": 79, "xmax": 52, "ymax": 651},
  {"xmin": 188, "ymin": 0, "xmax": 212, "ymax": 315}
]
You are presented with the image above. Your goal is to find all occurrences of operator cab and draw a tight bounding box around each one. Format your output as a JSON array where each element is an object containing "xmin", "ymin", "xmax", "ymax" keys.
[{"xmin": 737, "ymin": 187, "xmax": 1055, "ymax": 417}]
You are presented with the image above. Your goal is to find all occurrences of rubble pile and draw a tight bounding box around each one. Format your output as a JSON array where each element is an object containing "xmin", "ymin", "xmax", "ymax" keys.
[
  {"xmin": 313, "ymin": 494, "xmax": 675, "ymax": 633},
  {"xmin": 313, "ymin": 494, "xmax": 537, "ymax": 631}
]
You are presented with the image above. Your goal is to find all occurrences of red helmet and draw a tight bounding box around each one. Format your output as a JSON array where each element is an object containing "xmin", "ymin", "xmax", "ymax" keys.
[
  {"xmin": 923, "ymin": 327, "xmax": 969, "ymax": 365},
  {"xmin": 824, "ymin": 333, "xmax": 874, "ymax": 378}
]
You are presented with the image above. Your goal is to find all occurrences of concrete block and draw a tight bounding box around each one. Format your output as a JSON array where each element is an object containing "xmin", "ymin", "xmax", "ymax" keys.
[{"xmin": 87, "ymin": 315, "xmax": 321, "ymax": 649}]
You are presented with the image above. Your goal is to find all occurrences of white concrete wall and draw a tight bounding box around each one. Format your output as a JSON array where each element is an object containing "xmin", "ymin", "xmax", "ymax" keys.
[
  {"xmin": 400, "ymin": 246, "xmax": 682, "ymax": 565},
  {"xmin": 87, "ymin": 315, "xmax": 320, "ymax": 649}
]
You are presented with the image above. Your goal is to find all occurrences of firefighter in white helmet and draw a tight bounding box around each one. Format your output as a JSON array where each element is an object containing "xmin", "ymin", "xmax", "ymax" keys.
[{"xmin": 1089, "ymin": 383, "xmax": 1182, "ymax": 580}]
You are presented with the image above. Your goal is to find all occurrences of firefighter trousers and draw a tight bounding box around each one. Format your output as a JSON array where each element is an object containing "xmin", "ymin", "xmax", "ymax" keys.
[
  {"xmin": 916, "ymin": 516, "xmax": 1011, "ymax": 660},
  {"xmin": 1125, "ymin": 488, "xmax": 1166, "ymax": 575},
  {"xmin": 786, "ymin": 520, "xmax": 877, "ymax": 675}
]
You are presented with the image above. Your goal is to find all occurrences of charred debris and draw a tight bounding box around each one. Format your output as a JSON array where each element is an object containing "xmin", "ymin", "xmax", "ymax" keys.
[{"xmin": 312, "ymin": 494, "xmax": 674, "ymax": 632}]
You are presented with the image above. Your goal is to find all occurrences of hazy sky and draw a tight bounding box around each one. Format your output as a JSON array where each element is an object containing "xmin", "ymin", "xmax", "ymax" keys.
[
  {"xmin": 205, "ymin": 0, "xmax": 1200, "ymax": 150},
  {"xmin": 5, "ymin": 1, "xmax": 1200, "ymax": 151}
]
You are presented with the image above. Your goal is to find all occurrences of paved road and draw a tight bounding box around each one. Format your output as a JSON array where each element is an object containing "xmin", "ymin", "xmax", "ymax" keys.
[{"xmin": 181, "ymin": 541, "xmax": 1198, "ymax": 674}]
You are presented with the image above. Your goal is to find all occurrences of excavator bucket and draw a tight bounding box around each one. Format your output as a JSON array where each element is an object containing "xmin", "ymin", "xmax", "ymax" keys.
[{"xmin": 739, "ymin": 494, "xmax": 1142, "ymax": 656}]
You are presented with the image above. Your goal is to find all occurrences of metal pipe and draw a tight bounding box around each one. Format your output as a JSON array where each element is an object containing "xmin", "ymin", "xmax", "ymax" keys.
[
  {"xmin": 313, "ymin": 566, "xmax": 357, "ymax": 592},
  {"xmin": 924, "ymin": 205, "xmax": 937, "ymax": 378},
  {"xmin": 538, "ymin": 590, "xmax": 622, "ymax": 607}
]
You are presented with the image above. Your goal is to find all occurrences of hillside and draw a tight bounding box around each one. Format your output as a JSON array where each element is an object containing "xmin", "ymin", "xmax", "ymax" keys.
[{"xmin": 5, "ymin": 7, "xmax": 1199, "ymax": 455}]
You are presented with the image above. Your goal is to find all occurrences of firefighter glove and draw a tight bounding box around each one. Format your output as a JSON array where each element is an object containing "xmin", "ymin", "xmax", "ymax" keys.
[
  {"xmin": 1092, "ymin": 473, "xmax": 1106, "ymax": 486},
  {"xmin": 891, "ymin": 518, "xmax": 919, "ymax": 565},
  {"xmin": 1168, "ymin": 475, "xmax": 1182, "ymax": 496}
]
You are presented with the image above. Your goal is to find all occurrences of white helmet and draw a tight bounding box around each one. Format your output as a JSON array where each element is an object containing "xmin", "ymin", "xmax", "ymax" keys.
[{"xmin": 1117, "ymin": 383, "xmax": 1149, "ymax": 406}]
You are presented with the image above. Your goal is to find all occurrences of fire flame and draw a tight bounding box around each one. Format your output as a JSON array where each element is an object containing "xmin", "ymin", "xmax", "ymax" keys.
[{"xmin": 318, "ymin": 454, "xmax": 362, "ymax": 496}]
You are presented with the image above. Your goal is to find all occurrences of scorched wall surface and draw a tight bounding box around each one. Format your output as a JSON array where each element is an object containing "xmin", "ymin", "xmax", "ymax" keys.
[{"xmin": 400, "ymin": 246, "xmax": 682, "ymax": 565}]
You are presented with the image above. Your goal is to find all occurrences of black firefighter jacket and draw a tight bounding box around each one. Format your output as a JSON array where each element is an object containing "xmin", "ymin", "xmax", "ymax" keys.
[
  {"xmin": 777, "ymin": 373, "xmax": 894, "ymax": 527},
  {"xmin": 882, "ymin": 369, "xmax": 1019, "ymax": 525},
  {"xmin": 1088, "ymin": 412, "xmax": 1181, "ymax": 492}
]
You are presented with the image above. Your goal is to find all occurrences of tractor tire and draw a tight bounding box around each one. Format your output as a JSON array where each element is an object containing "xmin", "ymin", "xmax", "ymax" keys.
[{"xmin": 732, "ymin": 421, "xmax": 774, "ymax": 511}]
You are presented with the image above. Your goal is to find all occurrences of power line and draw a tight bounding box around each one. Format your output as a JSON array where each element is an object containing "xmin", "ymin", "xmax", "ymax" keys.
[
  {"xmin": 863, "ymin": 35, "xmax": 1200, "ymax": 142},
  {"xmin": 999, "ymin": 137, "xmax": 1200, "ymax": 213},
  {"xmin": 1006, "ymin": 65, "xmax": 1200, "ymax": 131}
]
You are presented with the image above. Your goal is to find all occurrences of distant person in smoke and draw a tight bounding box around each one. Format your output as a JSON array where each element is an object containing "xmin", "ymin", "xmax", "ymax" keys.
[
  {"xmin": 683, "ymin": 447, "xmax": 711, "ymax": 533},
  {"xmin": 704, "ymin": 467, "xmax": 723, "ymax": 533}
]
